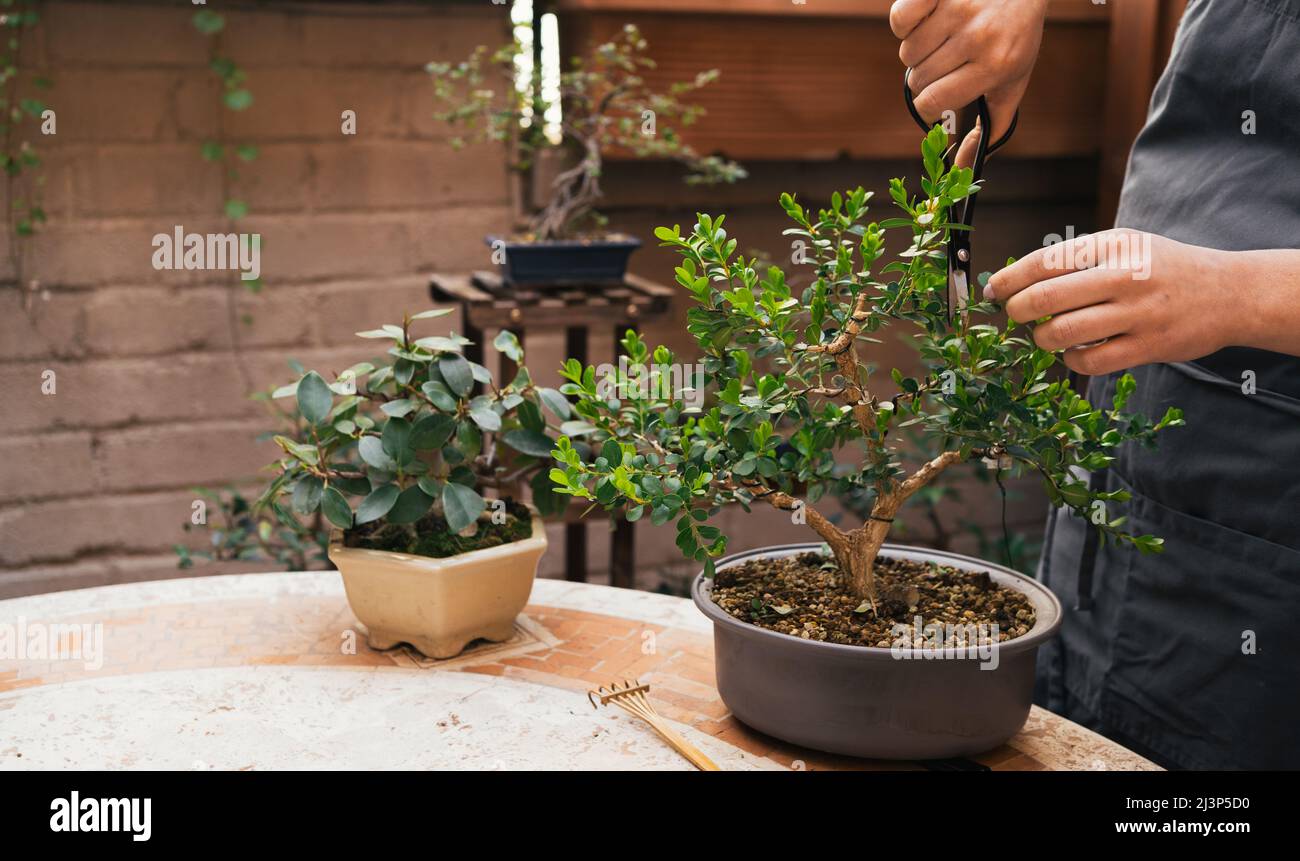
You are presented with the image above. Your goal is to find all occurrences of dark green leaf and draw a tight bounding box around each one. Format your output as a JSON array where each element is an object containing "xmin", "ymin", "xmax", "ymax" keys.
[
  {"xmin": 321, "ymin": 487, "xmax": 353, "ymax": 529},
  {"xmin": 442, "ymin": 482, "xmax": 485, "ymax": 533},
  {"xmin": 356, "ymin": 483, "xmax": 399, "ymax": 524},
  {"xmin": 386, "ymin": 485, "xmax": 434, "ymax": 524},
  {"xmin": 439, "ymin": 355, "xmax": 474, "ymax": 397},
  {"xmin": 502, "ymin": 429, "xmax": 554, "ymax": 458},
  {"xmin": 296, "ymin": 371, "xmax": 333, "ymax": 425}
]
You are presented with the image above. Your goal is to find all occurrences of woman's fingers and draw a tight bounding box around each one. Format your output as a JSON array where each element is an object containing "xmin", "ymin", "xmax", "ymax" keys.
[
  {"xmin": 907, "ymin": 35, "xmax": 970, "ymax": 95},
  {"xmin": 1030, "ymin": 303, "xmax": 1128, "ymax": 352},
  {"xmin": 912, "ymin": 63, "xmax": 984, "ymax": 124},
  {"xmin": 1061, "ymin": 334, "xmax": 1148, "ymax": 376},
  {"xmin": 986, "ymin": 230, "xmax": 1120, "ymax": 301},
  {"xmin": 899, "ymin": 4, "xmax": 956, "ymax": 70},
  {"xmin": 890, "ymin": 0, "xmax": 940, "ymax": 39},
  {"xmin": 1003, "ymin": 266, "xmax": 1119, "ymax": 323}
]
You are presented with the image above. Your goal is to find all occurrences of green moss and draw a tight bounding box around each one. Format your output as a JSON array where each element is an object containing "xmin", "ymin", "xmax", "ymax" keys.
[{"xmin": 343, "ymin": 498, "xmax": 532, "ymax": 558}]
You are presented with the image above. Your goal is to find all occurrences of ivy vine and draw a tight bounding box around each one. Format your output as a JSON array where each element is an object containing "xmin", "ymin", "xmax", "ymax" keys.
[
  {"xmin": 1, "ymin": 0, "xmax": 50, "ymax": 308},
  {"xmin": 193, "ymin": 7, "xmax": 261, "ymax": 390}
]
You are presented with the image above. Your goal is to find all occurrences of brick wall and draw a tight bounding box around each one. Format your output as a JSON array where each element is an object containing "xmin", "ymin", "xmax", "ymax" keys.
[{"xmin": 0, "ymin": 1, "xmax": 517, "ymax": 596}]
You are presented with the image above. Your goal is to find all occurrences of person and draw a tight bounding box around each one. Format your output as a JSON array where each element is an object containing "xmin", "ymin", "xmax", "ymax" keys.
[{"xmin": 890, "ymin": 0, "xmax": 1300, "ymax": 769}]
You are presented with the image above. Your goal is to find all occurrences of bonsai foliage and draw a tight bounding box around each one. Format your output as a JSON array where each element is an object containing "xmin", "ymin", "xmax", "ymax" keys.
[
  {"xmin": 550, "ymin": 127, "xmax": 1183, "ymax": 604},
  {"xmin": 253, "ymin": 311, "xmax": 571, "ymax": 550},
  {"xmin": 429, "ymin": 23, "xmax": 745, "ymax": 241}
]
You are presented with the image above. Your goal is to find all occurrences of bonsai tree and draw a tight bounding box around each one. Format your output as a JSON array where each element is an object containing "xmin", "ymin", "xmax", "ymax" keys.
[
  {"xmin": 429, "ymin": 23, "xmax": 745, "ymax": 241},
  {"xmin": 182, "ymin": 310, "xmax": 571, "ymax": 566},
  {"xmin": 549, "ymin": 127, "xmax": 1182, "ymax": 606}
]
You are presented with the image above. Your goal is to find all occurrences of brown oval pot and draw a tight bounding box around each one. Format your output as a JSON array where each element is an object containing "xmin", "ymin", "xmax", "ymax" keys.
[
  {"xmin": 692, "ymin": 543, "xmax": 1063, "ymax": 761},
  {"xmin": 328, "ymin": 513, "xmax": 547, "ymax": 659}
]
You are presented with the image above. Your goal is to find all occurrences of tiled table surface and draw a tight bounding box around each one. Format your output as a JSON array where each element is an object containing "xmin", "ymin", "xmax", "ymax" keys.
[{"xmin": 0, "ymin": 573, "xmax": 1158, "ymax": 771}]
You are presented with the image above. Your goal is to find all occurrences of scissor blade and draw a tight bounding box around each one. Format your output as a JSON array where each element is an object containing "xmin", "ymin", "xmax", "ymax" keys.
[{"xmin": 950, "ymin": 263, "xmax": 970, "ymax": 321}]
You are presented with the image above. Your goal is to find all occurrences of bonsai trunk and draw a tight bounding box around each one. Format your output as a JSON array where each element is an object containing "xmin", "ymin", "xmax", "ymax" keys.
[
  {"xmin": 770, "ymin": 450, "xmax": 964, "ymax": 603},
  {"xmin": 822, "ymin": 492, "xmax": 902, "ymax": 602}
]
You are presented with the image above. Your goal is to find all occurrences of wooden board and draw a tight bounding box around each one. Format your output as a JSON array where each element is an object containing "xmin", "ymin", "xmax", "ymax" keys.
[{"xmin": 560, "ymin": 8, "xmax": 1110, "ymax": 161}]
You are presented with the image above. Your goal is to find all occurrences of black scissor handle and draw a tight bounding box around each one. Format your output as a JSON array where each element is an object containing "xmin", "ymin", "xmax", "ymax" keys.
[{"xmin": 902, "ymin": 67, "xmax": 1017, "ymax": 160}]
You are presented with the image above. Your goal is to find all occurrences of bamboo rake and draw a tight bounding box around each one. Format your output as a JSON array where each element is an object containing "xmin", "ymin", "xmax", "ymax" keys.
[{"xmin": 587, "ymin": 679, "xmax": 720, "ymax": 771}]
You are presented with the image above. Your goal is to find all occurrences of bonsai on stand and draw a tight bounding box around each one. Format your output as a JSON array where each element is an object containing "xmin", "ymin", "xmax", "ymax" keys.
[
  {"xmin": 547, "ymin": 126, "xmax": 1184, "ymax": 758},
  {"xmin": 429, "ymin": 23, "xmax": 745, "ymax": 285}
]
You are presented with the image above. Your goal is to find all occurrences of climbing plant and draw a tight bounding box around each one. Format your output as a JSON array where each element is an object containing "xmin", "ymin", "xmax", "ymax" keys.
[{"xmin": 1, "ymin": 0, "xmax": 50, "ymax": 308}]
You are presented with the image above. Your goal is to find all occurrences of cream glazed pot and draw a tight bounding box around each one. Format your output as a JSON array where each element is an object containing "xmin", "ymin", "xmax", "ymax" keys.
[{"xmin": 328, "ymin": 513, "xmax": 547, "ymax": 659}]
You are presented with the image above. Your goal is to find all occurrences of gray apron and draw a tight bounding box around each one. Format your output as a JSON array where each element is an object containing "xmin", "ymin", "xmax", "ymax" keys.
[{"xmin": 1036, "ymin": 0, "xmax": 1300, "ymax": 769}]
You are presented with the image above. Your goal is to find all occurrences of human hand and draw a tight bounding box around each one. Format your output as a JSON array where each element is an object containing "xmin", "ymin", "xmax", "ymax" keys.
[
  {"xmin": 891, "ymin": 0, "xmax": 1047, "ymax": 167},
  {"xmin": 984, "ymin": 229, "xmax": 1240, "ymax": 376}
]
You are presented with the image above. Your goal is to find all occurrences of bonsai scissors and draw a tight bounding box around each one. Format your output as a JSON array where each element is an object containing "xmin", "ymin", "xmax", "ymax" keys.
[{"xmin": 902, "ymin": 69, "xmax": 1017, "ymax": 321}]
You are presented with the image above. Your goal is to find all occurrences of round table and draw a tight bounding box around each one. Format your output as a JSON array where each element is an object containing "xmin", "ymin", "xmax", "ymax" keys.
[{"xmin": 0, "ymin": 573, "xmax": 1157, "ymax": 771}]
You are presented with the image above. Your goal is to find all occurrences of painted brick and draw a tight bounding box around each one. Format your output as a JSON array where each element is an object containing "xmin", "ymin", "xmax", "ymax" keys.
[
  {"xmin": 26, "ymin": 217, "xmax": 231, "ymax": 288},
  {"xmin": 236, "ymin": 143, "xmax": 315, "ymax": 214},
  {"xmin": 0, "ymin": 291, "xmax": 86, "ymax": 361},
  {"xmin": 45, "ymin": 2, "xmax": 207, "ymax": 67},
  {"xmin": 0, "ymin": 431, "xmax": 95, "ymax": 504},
  {"xmin": 71, "ymin": 143, "xmax": 223, "ymax": 218},
  {"xmin": 310, "ymin": 140, "xmax": 507, "ymax": 211},
  {"xmin": 0, "ymin": 355, "xmax": 261, "ymax": 434},
  {"xmin": 243, "ymin": 213, "xmax": 412, "ymax": 282},
  {"xmin": 300, "ymin": 8, "xmax": 508, "ymax": 68},
  {"xmin": 45, "ymin": 69, "xmax": 192, "ymax": 143},
  {"xmin": 0, "ymin": 490, "xmax": 208, "ymax": 567},
  {"xmin": 90, "ymin": 419, "xmax": 274, "ymax": 493},
  {"xmin": 405, "ymin": 205, "xmax": 513, "ymax": 273},
  {"xmin": 82, "ymin": 287, "xmax": 313, "ymax": 358},
  {"xmin": 307, "ymin": 277, "xmax": 443, "ymax": 345},
  {"xmin": 222, "ymin": 68, "xmax": 413, "ymax": 141},
  {"xmin": 82, "ymin": 287, "xmax": 230, "ymax": 357}
]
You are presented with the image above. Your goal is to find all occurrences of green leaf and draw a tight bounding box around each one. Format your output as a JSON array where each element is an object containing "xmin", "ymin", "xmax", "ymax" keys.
[
  {"xmin": 321, "ymin": 487, "xmax": 353, "ymax": 529},
  {"xmin": 410, "ymin": 308, "xmax": 454, "ymax": 321},
  {"xmin": 469, "ymin": 406, "xmax": 501, "ymax": 432},
  {"xmin": 380, "ymin": 398, "xmax": 417, "ymax": 418},
  {"xmin": 442, "ymin": 482, "xmax": 485, "ymax": 533},
  {"xmin": 386, "ymin": 485, "xmax": 434, "ymax": 524},
  {"xmin": 356, "ymin": 483, "xmax": 399, "ymax": 524},
  {"xmin": 224, "ymin": 199, "xmax": 249, "ymax": 220},
  {"xmin": 518, "ymin": 399, "xmax": 545, "ymax": 433},
  {"xmin": 539, "ymin": 387, "xmax": 572, "ymax": 420},
  {"xmin": 493, "ymin": 330, "xmax": 523, "ymax": 363},
  {"xmin": 439, "ymin": 355, "xmax": 474, "ymax": 397},
  {"xmin": 224, "ymin": 89, "xmax": 253, "ymax": 111},
  {"xmin": 502, "ymin": 429, "xmax": 554, "ymax": 458},
  {"xmin": 381, "ymin": 417, "xmax": 412, "ymax": 460},
  {"xmin": 291, "ymin": 476, "xmax": 323, "ymax": 514},
  {"xmin": 296, "ymin": 371, "xmax": 332, "ymax": 423},
  {"xmin": 192, "ymin": 10, "xmax": 225, "ymax": 34},
  {"xmin": 358, "ymin": 436, "xmax": 397, "ymax": 471},
  {"xmin": 411, "ymin": 413, "xmax": 456, "ymax": 450},
  {"xmin": 600, "ymin": 438, "xmax": 623, "ymax": 467},
  {"xmin": 421, "ymin": 380, "xmax": 458, "ymax": 412}
]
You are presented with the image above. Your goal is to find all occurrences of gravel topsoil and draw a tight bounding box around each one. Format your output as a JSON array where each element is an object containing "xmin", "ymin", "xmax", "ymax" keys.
[{"xmin": 710, "ymin": 551, "xmax": 1036, "ymax": 649}]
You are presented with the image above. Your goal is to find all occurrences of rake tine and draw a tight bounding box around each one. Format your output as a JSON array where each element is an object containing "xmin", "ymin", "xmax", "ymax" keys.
[{"xmin": 586, "ymin": 679, "xmax": 720, "ymax": 771}]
